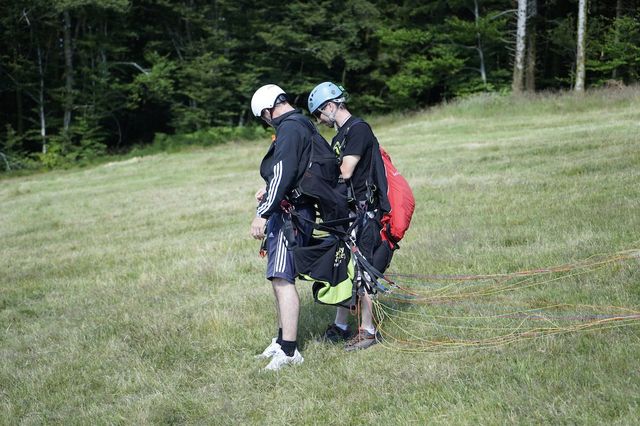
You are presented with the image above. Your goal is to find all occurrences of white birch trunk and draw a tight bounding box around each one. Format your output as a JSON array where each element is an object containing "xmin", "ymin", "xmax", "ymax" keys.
[
  {"xmin": 512, "ymin": 0, "xmax": 527, "ymax": 93},
  {"xmin": 37, "ymin": 46, "xmax": 47, "ymax": 154},
  {"xmin": 63, "ymin": 10, "xmax": 74, "ymax": 133},
  {"xmin": 575, "ymin": 0, "xmax": 587, "ymax": 92},
  {"xmin": 474, "ymin": 0, "xmax": 487, "ymax": 87},
  {"xmin": 525, "ymin": 0, "xmax": 537, "ymax": 91},
  {"xmin": 613, "ymin": 0, "xmax": 622, "ymax": 79}
]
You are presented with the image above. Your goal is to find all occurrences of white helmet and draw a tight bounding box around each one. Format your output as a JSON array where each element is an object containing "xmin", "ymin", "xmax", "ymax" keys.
[{"xmin": 251, "ymin": 84, "xmax": 286, "ymax": 117}]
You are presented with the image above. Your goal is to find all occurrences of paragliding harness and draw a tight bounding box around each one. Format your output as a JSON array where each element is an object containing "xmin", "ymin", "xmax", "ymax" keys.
[
  {"xmin": 337, "ymin": 119, "xmax": 415, "ymax": 251},
  {"xmin": 286, "ymin": 200, "xmax": 396, "ymax": 308}
]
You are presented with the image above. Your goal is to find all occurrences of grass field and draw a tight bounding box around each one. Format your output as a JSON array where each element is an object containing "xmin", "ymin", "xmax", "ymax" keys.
[{"xmin": 2, "ymin": 87, "xmax": 640, "ymax": 424}]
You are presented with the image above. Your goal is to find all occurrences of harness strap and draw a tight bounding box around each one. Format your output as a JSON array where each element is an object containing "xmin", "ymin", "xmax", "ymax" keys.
[
  {"xmin": 339, "ymin": 119, "xmax": 380, "ymax": 206},
  {"xmin": 280, "ymin": 114, "xmax": 316, "ymax": 202},
  {"xmin": 287, "ymin": 206, "xmax": 355, "ymax": 237},
  {"xmin": 347, "ymin": 239, "xmax": 395, "ymax": 294}
]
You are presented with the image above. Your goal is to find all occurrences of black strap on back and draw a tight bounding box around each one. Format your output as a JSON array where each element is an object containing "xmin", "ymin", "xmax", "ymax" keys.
[
  {"xmin": 339, "ymin": 118, "xmax": 382, "ymax": 207},
  {"xmin": 288, "ymin": 206, "xmax": 355, "ymax": 237},
  {"xmin": 337, "ymin": 118, "xmax": 365, "ymax": 163},
  {"xmin": 282, "ymin": 113, "xmax": 320, "ymax": 137},
  {"xmin": 280, "ymin": 114, "xmax": 316, "ymax": 202}
]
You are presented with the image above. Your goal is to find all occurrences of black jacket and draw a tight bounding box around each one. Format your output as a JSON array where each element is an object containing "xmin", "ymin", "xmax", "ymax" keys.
[{"xmin": 256, "ymin": 110, "xmax": 313, "ymax": 218}]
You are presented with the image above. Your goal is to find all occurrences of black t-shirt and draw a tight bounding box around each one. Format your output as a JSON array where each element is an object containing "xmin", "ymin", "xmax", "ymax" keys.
[{"xmin": 332, "ymin": 116, "xmax": 375, "ymax": 202}]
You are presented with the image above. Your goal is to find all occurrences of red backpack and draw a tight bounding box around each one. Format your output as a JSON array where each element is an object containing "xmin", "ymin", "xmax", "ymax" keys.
[
  {"xmin": 378, "ymin": 147, "xmax": 415, "ymax": 249},
  {"xmin": 340, "ymin": 119, "xmax": 415, "ymax": 249}
]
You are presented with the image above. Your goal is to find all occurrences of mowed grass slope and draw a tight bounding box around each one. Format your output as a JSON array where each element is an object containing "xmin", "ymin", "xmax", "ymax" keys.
[{"xmin": 1, "ymin": 88, "xmax": 640, "ymax": 424}]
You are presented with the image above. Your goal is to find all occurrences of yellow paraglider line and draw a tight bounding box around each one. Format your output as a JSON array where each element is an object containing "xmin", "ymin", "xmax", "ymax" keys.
[{"xmin": 370, "ymin": 249, "xmax": 640, "ymax": 353}]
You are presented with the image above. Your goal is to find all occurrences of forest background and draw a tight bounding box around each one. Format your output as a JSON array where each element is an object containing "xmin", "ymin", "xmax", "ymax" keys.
[{"xmin": 1, "ymin": 0, "xmax": 639, "ymax": 171}]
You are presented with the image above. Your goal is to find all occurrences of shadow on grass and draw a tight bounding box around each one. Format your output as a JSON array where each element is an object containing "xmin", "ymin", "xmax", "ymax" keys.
[{"xmin": 297, "ymin": 289, "xmax": 338, "ymax": 347}]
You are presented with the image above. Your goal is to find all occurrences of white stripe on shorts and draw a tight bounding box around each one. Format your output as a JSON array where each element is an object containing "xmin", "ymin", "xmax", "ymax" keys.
[{"xmin": 275, "ymin": 229, "xmax": 287, "ymax": 273}]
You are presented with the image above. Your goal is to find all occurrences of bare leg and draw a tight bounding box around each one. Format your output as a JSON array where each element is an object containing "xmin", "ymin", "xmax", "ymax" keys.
[
  {"xmin": 271, "ymin": 285, "xmax": 281, "ymax": 329},
  {"xmin": 272, "ymin": 278, "xmax": 299, "ymax": 341},
  {"xmin": 334, "ymin": 306, "xmax": 350, "ymax": 326},
  {"xmin": 359, "ymin": 292, "xmax": 375, "ymax": 332}
]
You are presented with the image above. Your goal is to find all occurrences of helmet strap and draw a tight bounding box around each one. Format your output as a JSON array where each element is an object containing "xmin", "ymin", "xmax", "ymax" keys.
[
  {"xmin": 261, "ymin": 108, "xmax": 275, "ymax": 127},
  {"xmin": 324, "ymin": 102, "xmax": 338, "ymax": 128}
]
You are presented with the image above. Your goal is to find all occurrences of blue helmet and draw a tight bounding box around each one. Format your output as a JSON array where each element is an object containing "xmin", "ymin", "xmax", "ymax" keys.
[{"xmin": 308, "ymin": 82, "xmax": 347, "ymax": 114}]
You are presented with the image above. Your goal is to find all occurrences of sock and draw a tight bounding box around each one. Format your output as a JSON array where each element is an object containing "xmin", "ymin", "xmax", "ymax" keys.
[
  {"xmin": 363, "ymin": 326, "xmax": 375, "ymax": 335},
  {"xmin": 280, "ymin": 339, "xmax": 297, "ymax": 357},
  {"xmin": 334, "ymin": 322, "xmax": 349, "ymax": 331},
  {"xmin": 276, "ymin": 328, "xmax": 283, "ymax": 345}
]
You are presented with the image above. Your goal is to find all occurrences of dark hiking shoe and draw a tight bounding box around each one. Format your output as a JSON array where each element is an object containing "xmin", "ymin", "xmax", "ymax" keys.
[
  {"xmin": 322, "ymin": 323, "xmax": 352, "ymax": 343},
  {"xmin": 344, "ymin": 329, "xmax": 381, "ymax": 351}
]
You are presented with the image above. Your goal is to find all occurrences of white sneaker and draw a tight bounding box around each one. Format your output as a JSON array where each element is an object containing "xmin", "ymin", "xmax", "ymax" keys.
[
  {"xmin": 255, "ymin": 338, "xmax": 281, "ymax": 359},
  {"xmin": 263, "ymin": 348, "xmax": 304, "ymax": 371}
]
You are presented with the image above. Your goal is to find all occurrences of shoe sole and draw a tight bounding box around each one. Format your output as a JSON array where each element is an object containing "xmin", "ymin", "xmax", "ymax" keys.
[
  {"xmin": 344, "ymin": 338, "xmax": 380, "ymax": 352},
  {"xmin": 263, "ymin": 359, "xmax": 304, "ymax": 371},
  {"xmin": 255, "ymin": 353, "xmax": 275, "ymax": 359},
  {"xmin": 318, "ymin": 336, "xmax": 350, "ymax": 344}
]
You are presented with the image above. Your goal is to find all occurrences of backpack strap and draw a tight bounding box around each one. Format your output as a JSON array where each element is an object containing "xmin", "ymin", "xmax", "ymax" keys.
[
  {"xmin": 337, "ymin": 118, "xmax": 365, "ymax": 163},
  {"xmin": 287, "ymin": 205, "xmax": 355, "ymax": 237},
  {"xmin": 282, "ymin": 113, "xmax": 320, "ymax": 136},
  {"xmin": 279, "ymin": 113, "xmax": 316, "ymax": 204},
  {"xmin": 338, "ymin": 118, "xmax": 363, "ymax": 205},
  {"xmin": 339, "ymin": 118, "xmax": 389, "ymax": 211}
]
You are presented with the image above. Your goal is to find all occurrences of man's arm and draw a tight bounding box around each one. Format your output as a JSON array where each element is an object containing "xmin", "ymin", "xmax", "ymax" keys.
[
  {"xmin": 340, "ymin": 155, "xmax": 360, "ymax": 179},
  {"xmin": 340, "ymin": 122, "xmax": 370, "ymax": 179},
  {"xmin": 256, "ymin": 122, "xmax": 302, "ymax": 218}
]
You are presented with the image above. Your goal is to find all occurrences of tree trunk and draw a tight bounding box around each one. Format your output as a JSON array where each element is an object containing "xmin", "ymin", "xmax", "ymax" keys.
[
  {"xmin": 63, "ymin": 10, "xmax": 74, "ymax": 133},
  {"xmin": 575, "ymin": 0, "xmax": 587, "ymax": 92},
  {"xmin": 16, "ymin": 88, "xmax": 24, "ymax": 135},
  {"xmin": 512, "ymin": 0, "xmax": 527, "ymax": 94},
  {"xmin": 474, "ymin": 0, "xmax": 488, "ymax": 87},
  {"xmin": 616, "ymin": 0, "xmax": 623, "ymax": 19},
  {"xmin": 525, "ymin": 0, "xmax": 537, "ymax": 92},
  {"xmin": 37, "ymin": 46, "xmax": 47, "ymax": 154},
  {"xmin": 612, "ymin": 0, "xmax": 623, "ymax": 79}
]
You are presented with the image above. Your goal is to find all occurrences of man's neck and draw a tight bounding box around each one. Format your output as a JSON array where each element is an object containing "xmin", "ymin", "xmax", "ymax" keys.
[
  {"xmin": 271, "ymin": 104, "xmax": 295, "ymax": 119},
  {"xmin": 336, "ymin": 111, "xmax": 352, "ymax": 129}
]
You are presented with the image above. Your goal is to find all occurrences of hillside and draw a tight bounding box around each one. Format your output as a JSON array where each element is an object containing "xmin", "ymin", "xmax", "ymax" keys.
[{"xmin": 1, "ymin": 88, "xmax": 639, "ymax": 423}]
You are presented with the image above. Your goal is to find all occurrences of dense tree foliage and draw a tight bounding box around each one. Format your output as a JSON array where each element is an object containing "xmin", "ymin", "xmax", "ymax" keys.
[{"xmin": 1, "ymin": 0, "xmax": 639, "ymax": 169}]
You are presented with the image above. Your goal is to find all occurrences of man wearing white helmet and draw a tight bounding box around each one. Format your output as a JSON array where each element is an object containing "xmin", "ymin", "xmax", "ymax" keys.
[
  {"xmin": 250, "ymin": 84, "xmax": 316, "ymax": 370},
  {"xmin": 308, "ymin": 82, "xmax": 393, "ymax": 351}
]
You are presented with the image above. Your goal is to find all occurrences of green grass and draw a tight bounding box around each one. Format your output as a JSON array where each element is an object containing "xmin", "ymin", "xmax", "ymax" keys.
[{"xmin": 2, "ymin": 87, "xmax": 640, "ymax": 424}]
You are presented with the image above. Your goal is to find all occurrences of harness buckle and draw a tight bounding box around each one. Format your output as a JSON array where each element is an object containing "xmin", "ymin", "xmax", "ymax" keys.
[
  {"xmin": 280, "ymin": 199, "xmax": 294, "ymax": 213},
  {"xmin": 288, "ymin": 188, "xmax": 302, "ymax": 202}
]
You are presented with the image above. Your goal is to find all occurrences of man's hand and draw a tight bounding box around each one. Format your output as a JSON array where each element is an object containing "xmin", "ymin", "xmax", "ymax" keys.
[
  {"xmin": 255, "ymin": 188, "xmax": 266, "ymax": 203},
  {"xmin": 251, "ymin": 216, "xmax": 267, "ymax": 239}
]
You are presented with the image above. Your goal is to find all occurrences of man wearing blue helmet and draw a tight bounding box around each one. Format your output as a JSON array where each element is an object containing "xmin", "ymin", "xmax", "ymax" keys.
[{"xmin": 308, "ymin": 82, "xmax": 393, "ymax": 351}]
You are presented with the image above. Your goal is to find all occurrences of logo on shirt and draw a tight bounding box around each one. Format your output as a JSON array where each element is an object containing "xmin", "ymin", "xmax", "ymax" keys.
[
  {"xmin": 334, "ymin": 246, "xmax": 346, "ymax": 267},
  {"xmin": 333, "ymin": 142, "xmax": 342, "ymax": 157}
]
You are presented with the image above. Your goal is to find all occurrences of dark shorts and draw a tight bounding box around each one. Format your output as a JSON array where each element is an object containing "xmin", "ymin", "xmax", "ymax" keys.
[{"xmin": 265, "ymin": 205, "xmax": 315, "ymax": 284}]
